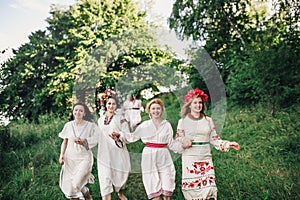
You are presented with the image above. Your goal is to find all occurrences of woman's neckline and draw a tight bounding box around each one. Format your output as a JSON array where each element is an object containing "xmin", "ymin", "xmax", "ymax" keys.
[
  {"xmin": 104, "ymin": 114, "xmax": 114, "ymax": 125},
  {"xmin": 187, "ymin": 113, "xmax": 203, "ymax": 120},
  {"xmin": 73, "ymin": 120, "xmax": 87, "ymax": 126},
  {"xmin": 151, "ymin": 118, "xmax": 164, "ymax": 128}
]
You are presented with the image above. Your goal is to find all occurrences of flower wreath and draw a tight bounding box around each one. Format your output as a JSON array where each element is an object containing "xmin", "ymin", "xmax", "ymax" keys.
[
  {"xmin": 182, "ymin": 88, "xmax": 209, "ymax": 103},
  {"xmin": 99, "ymin": 89, "xmax": 116, "ymax": 108}
]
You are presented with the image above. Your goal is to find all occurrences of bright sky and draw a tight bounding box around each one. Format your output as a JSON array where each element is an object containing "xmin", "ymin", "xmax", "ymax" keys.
[{"xmin": 0, "ymin": 0, "xmax": 190, "ymax": 62}]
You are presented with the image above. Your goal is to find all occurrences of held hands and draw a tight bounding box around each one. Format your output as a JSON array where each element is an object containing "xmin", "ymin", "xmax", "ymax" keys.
[
  {"xmin": 182, "ymin": 138, "xmax": 193, "ymax": 149},
  {"xmin": 74, "ymin": 138, "xmax": 83, "ymax": 145},
  {"xmin": 110, "ymin": 132, "xmax": 124, "ymax": 148},
  {"xmin": 109, "ymin": 132, "xmax": 121, "ymax": 141},
  {"xmin": 229, "ymin": 142, "xmax": 240, "ymax": 150}
]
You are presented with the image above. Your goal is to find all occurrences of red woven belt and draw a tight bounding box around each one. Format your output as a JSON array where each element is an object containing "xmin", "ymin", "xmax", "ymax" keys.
[{"xmin": 145, "ymin": 142, "xmax": 167, "ymax": 148}]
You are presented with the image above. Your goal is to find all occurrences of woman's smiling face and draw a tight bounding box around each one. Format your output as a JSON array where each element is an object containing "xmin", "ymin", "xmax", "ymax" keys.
[
  {"xmin": 73, "ymin": 105, "xmax": 85, "ymax": 119},
  {"xmin": 150, "ymin": 103, "xmax": 162, "ymax": 119},
  {"xmin": 106, "ymin": 98, "xmax": 117, "ymax": 113},
  {"xmin": 189, "ymin": 97, "xmax": 203, "ymax": 114}
]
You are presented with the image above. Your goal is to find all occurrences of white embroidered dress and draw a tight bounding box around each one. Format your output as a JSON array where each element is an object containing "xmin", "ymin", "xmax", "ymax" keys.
[
  {"xmin": 120, "ymin": 119, "xmax": 184, "ymax": 199},
  {"xmin": 86, "ymin": 114, "xmax": 130, "ymax": 197},
  {"xmin": 176, "ymin": 115, "xmax": 231, "ymax": 200},
  {"xmin": 59, "ymin": 121, "xmax": 96, "ymax": 199}
]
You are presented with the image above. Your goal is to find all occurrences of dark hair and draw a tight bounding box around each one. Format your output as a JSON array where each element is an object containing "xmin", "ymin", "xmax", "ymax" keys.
[
  {"xmin": 104, "ymin": 97, "xmax": 120, "ymax": 111},
  {"xmin": 69, "ymin": 102, "xmax": 94, "ymax": 122}
]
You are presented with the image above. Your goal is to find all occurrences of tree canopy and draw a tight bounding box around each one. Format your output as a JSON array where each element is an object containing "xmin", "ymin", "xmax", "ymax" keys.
[
  {"xmin": 0, "ymin": 0, "xmax": 191, "ymax": 121},
  {"xmin": 169, "ymin": 0, "xmax": 300, "ymax": 111}
]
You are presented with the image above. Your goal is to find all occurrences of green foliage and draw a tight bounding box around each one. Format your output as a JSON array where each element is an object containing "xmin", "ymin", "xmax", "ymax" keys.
[
  {"xmin": 73, "ymin": 27, "xmax": 187, "ymax": 112},
  {"xmin": 169, "ymin": 0, "xmax": 300, "ymax": 111},
  {"xmin": 0, "ymin": 0, "xmax": 149, "ymax": 121},
  {"xmin": 227, "ymin": 27, "xmax": 300, "ymax": 111},
  {"xmin": 213, "ymin": 103, "xmax": 300, "ymax": 199},
  {"xmin": 0, "ymin": 114, "xmax": 66, "ymax": 199},
  {"xmin": 169, "ymin": 0, "xmax": 250, "ymax": 61},
  {"xmin": 0, "ymin": 98, "xmax": 299, "ymax": 199}
]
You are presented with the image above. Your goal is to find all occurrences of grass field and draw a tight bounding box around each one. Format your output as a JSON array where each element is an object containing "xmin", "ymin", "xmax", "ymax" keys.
[{"xmin": 0, "ymin": 98, "xmax": 299, "ymax": 200}]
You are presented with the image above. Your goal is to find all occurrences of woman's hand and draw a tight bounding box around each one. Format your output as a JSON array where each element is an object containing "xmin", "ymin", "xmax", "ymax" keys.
[
  {"xmin": 59, "ymin": 154, "xmax": 64, "ymax": 164},
  {"xmin": 229, "ymin": 142, "xmax": 240, "ymax": 150},
  {"xmin": 74, "ymin": 138, "xmax": 83, "ymax": 145},
  {"xmin": 109, "ymin": 132, "xmax": 120, "ymax": 141},
  {"xmin": 182, "ymin": 138, "xmax": 193, "ymax": 149}
]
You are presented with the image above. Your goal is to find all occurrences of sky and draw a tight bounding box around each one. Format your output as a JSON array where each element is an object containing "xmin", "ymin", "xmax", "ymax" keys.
[
  {"xmin": 0, "ymin": 0, "xmax": 191, "ymax": 63},
  {"xmin": 0, "ymin": 0, "xmax": 192, "ymax": 124}
]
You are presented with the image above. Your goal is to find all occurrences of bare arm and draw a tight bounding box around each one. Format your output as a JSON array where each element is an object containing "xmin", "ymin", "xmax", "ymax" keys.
[{"xmin": 59, "ymin": 138, "xmax": 68, "ymax": 164}]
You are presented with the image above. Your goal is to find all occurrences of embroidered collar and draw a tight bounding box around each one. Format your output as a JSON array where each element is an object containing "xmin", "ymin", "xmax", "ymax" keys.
[
  {"xmin": 104, "ymin": 114, "xmax": 114, "ymax": 125},
  {"xmin": 187, "ymin": 113, "xmax": 203, "ymax": 120}
]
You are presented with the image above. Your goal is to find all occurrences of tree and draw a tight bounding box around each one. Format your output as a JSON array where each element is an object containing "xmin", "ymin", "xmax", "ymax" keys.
[
  {"xmin": 73, "ymin": 28, "xmax": 187, "ymax": 113},
  {"xmin": 0, "ymin": 0, "xmax": 148, "ymax": 121},
  {"xmin": 169, "ymin": 0, "xmax": 300, "ymax": 111},
  {"xmin": 0, "ymin": 0, "xmax": 188, "ymax": 121}
]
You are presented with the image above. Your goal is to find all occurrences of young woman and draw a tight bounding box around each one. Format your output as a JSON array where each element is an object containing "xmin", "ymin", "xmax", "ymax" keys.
[
  {"xmin": 176, "ymin": 88, "xmax": 240, "ymax": 200},
  {"xmin": 76, "ymin": 90, "xmax": 130, "ymax": 200},
  {"xmin": 111, "ymin": 98, "xmax": 191, "ymax": 200},
  {"xmin": 58, "ymin": 102, "xmax": 96, "ymax": 200}
]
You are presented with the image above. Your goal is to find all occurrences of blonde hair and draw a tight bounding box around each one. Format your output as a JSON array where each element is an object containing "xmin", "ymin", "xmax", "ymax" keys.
[
  {"xmin": 180, "ymin": 97, "xmax": 206, "ymax": 118},
  {"xmin": 145, "ymin": 98, "xmax": 164, "ymax": 114}
]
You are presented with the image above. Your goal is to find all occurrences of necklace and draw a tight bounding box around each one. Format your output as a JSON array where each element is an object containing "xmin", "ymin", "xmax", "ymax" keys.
[
  {"xmin": 104, "ymin": 114, "xmax": 114, "ymax": 125},
  {"xmin": 71, "ymin": 121, "xmax": 89, "ymax": 138}
]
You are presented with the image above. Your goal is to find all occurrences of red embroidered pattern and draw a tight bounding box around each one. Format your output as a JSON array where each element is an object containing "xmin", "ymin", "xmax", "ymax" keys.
[
  {"xmin": 219, "ymin": 141, "xmax": 228, "ymax": 152},
  {"xmin": 182, "ymin": 162, "xmax": 216, "ymax": 189},
  {"xmin": 148, "ymin": 188, "xmax": 163, "ymax": 199},
  {"xmin": 176, "ymin": 129, "xmax": 185, "ymax": 138},
  {"xmin": 191, "ymin": 194, "xmax": 216, "ymax": 200},
  {"xmin": 212, "ymin": 134, "xmax": 220, "ymax": 139}
]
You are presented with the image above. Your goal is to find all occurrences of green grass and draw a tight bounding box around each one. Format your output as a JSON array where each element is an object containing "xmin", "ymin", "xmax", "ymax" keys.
[{"xmin": 0, "ymin": 102, "xmax": 299, "ymax": 200}]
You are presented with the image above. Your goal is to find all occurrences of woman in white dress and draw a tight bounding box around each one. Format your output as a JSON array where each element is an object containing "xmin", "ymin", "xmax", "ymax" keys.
[
  {"xmin": 77, "ymin": 90, "xmax": 130, "ymax": 200},
  {"xmin": 111, "ymin": 98, "xmax": 191, "ymax": 200},
  {"xmin": 123, "ymin": 94, "xmax": 133, "ymax": 127},
  {"xmin": 125, "ymin": 95, "xmax": 144, "ymax": 130},
  {"xmin": 176, "ymin": 88, "xmax": 240, "ymax": 200},
  {"xmin": 59, "ymin": 102, "xmax": 96, "ymax": 200}
]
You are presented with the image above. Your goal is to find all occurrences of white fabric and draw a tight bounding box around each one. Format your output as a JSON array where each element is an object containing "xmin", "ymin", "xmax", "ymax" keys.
[
  {"xmin": 86, "ymin": 114, "xmax": 131, "ymax": 197},
  {"xmin": 176, "ymin": 116, "xmax": 230, "ymax": 200},
  {"xmin": 59, "ymin": 121, "xmax": 96, "ymax": 199},
  {"xmin": 124, "ymin": 99, "xmax": 144, "ymax": 129},
  {"xmin": 120, "ymin": 119, "xmax": 184, "ymax": 199}
]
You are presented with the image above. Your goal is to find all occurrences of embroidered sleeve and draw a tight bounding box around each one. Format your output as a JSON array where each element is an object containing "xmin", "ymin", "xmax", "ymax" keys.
[
  {"xmin": 175, "ymin": 119, "xmax": 186, "ymax": 143},
  {"xmin": 209, "ymin": 118, "xmax": 230, "ymax": 152},
  {"xmin": 82, "ymin": 139, "xmax": 89, "ymax": 150}
]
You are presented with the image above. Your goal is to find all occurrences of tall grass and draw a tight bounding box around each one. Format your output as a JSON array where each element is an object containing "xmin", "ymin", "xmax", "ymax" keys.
[{"xmin": 0, "ymin": 102, "xmax": 299, "ymax": 199}]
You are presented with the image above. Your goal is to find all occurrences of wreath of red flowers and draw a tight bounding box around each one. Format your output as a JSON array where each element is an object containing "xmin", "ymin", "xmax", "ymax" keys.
[
  {"xmin": 99, "ymin": 89, "xmax": 116, "ymax": 108},
  {"xmin": 182, "ymin": 88, "xmax": 209, "ymax": 103}
]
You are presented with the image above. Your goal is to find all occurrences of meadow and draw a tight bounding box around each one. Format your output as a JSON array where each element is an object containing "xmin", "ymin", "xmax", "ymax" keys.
[{"xmin": 0, "ymin": 97, "xmax": 299, "ymax": 200}]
